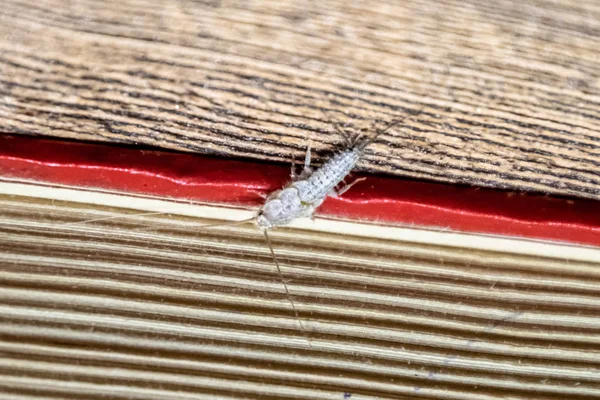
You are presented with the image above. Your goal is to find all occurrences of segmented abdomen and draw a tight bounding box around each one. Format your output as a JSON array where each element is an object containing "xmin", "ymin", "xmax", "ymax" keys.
[{"xmin": 294, "ymin": 148, "xmax": 361, "ymax": 204}]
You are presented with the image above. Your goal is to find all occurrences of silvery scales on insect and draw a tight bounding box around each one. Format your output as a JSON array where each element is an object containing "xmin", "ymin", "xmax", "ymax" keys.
[{"xmin": 257, "ymin": 118, "xmax": 404, "ymax": 231}]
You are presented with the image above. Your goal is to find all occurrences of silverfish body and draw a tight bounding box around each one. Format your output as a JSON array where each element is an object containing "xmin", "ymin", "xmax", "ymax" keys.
[
  {"xmin": 256, "ymin": 145, "xmax": 362, "ymax": 229},
  {"xmin": 256, "ymin": 119, "xmax": 402, "ymax": 229}
]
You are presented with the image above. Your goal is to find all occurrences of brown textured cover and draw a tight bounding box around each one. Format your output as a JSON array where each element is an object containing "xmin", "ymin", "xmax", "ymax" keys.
[{"xmin": 1, "ymin": 0, "xmax": 599, "ymax": 200}]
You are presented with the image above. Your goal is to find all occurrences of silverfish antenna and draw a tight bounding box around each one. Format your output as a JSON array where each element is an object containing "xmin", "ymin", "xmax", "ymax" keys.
[
  {"xmin": 58, "ymin": 211, "xmax": 170, "ymax": 227},
  {"xmin": 263, "ymin": 229, "xmax": 313, "ymax": 349},
  {"xmin": 355, "ymin": 116, "xmax": 409, "ymax": 151},
  {"xmin": 53, "ymin": 211, "xmax": 256, "ymax": 231},
  {"xmin": 195, "ymin": 217, "xmax": 255, "ymax": 230}
]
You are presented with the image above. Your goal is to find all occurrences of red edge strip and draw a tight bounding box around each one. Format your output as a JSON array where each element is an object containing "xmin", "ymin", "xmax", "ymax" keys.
[{"xmin": 1, "ymin": 134, "xmax": 599, "ymax": 247}]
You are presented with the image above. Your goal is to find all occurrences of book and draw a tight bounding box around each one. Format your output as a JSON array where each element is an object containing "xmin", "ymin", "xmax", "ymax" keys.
[{"xmin": 1, "ymin": 134, "xmax": 599, "ymax": 399}]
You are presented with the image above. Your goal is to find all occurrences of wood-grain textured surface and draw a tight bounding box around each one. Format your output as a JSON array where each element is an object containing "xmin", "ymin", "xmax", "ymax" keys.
[
  {"xmin": 1, "ymin": 0, "xmax": 600, "ymax": 199},
  {"xmin": 1, "ymin": 189, "xmax": 600, "ymax": 399}
]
